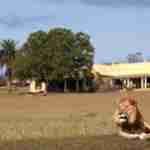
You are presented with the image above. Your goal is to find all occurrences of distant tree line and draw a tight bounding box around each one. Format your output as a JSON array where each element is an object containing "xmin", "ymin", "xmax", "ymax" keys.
[
  {"xmin": 108, "ymin": 52, "xmax": 144, "ymax": 64},
  {"xmin": 127, "ymin": 52, "xmax": 144, "ymax": 63}
]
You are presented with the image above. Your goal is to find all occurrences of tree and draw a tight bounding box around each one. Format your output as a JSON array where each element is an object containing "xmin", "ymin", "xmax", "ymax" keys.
[
  {"xmin": 0, "ymin": 39, "xmax": 16, "ymax": 91},
  {"xmin": 14, "ymin": 52, "xmax": 33, "ymax": 80},
  {"xmin": 15, "ymin": 29, "xmax": 75, "ymax": 91},
  {"xmin": 127, "ymin": 52, "xmax": 144, "ymax": 63},
  {"xmin": 71, "ymin": 32, "xmax": 94, "ymax": 92},
  {"xmin": 15, "ymin": 31, "xmax": 50, "ymax": 81},
  {"xmin": 47, "ymin": 28, "xmax": 76, "ymax": 91},
  {"xmin": 15, "ymin": 28, "xmax": 95, "ymax": 92}
]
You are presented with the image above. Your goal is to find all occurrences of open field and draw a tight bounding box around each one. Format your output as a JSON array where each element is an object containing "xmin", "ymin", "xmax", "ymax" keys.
[{"xmin": 0, "ymin": 90, "xmax": 149, "ymax": 149}]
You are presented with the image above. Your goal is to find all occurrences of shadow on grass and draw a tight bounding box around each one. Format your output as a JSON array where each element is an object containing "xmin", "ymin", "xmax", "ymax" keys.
[{"xmin": 0, "ymin": 134, "xmax": 149, "ymax": 150}]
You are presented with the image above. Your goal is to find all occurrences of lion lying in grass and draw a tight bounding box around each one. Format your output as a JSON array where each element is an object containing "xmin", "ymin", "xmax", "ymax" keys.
[{"xmin": 113, "ymin": 96, "xmax": 150, "ymax": 140}]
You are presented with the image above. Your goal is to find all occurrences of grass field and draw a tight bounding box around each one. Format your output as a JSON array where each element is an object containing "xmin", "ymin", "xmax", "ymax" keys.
[{"xmin": 0, "ymin": 90, "xmax": 149, "ymax": 149}]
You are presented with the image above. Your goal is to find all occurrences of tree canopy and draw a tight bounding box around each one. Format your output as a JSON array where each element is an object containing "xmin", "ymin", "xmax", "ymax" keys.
[
  {"xmin": 15, "ymin": 27, "xmax": 95, "ymax": 91},
  {"xmin": 0, "ymin": 39, "xmax": 17, "ymax": 91}
]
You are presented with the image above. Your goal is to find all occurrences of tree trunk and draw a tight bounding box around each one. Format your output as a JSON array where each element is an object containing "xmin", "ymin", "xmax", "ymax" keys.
[
  {"xmin": 41, "ymin": 81, "xmax": 47, "ymax": 96},
  {"xmin": 29, "ymin": 80, "xmax": 36, "ymax": 93},
  {"xmin": 7, "ymin": 79, "xmax": 11, "ymax": 92},
  {"xmin": 7, "ymin": 68, "xmax": 12, "ymax": 92},
  {"xmin": 82, "ymin": 78, "xmax": 87, "ymax": 92},
  {"xmin": 64, "ymin": 79, "xmax": 68, "ymax": 92},
  {"xmin": 76, "ymin": 79, "xmax": 80, "ymax": 92}
]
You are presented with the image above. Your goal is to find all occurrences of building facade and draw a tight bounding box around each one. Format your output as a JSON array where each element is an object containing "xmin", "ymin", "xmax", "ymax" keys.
[{"xmin": 92, "ymin": 62, "xmax": 150, "ymax": 89}]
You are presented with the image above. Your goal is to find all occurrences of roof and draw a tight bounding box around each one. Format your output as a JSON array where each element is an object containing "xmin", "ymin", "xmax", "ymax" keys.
[{"xmin": 92, "ymin": 62, "xmax": 150, "ymax": 78}]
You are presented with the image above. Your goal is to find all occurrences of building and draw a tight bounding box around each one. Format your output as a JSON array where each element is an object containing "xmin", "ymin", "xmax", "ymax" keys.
[{"xmin": 92, "ymin": 62, "xmax": 150, "ymax": 89}]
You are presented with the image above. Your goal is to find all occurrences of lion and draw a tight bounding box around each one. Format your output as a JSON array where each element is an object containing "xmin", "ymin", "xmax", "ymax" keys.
[{"xmin": 113, "ymin": 96, "xmax": 150, "ymax": 140}]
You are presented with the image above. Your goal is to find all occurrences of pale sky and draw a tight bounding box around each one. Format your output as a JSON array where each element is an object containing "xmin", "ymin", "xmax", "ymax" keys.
[{"xmin": 0, "ymin": 0, "xmax": 150, "ymax": 63}]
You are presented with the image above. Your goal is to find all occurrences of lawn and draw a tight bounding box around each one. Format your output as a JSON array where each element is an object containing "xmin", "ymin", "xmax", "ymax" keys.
[{"xmin": 0, "ymin": 90, "xmax": 149, "ymax": 149}]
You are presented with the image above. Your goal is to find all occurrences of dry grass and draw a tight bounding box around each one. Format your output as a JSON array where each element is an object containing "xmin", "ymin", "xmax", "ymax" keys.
[
  {"xmin": 0, "ymin": 135, "xmax": 149, "ymax": 150},
  {"xmin": 0, "ymin": 90, "xmax": 149, "ymax": 149}
]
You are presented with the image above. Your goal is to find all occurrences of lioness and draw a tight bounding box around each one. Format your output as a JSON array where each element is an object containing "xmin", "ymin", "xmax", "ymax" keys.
[{"xmin": 113, "ymin": 96, "xmax": 150, "ymax": 140}]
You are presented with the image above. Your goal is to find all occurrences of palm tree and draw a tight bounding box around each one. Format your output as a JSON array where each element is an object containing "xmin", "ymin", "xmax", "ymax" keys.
[{"xmin": 0, "ymin": 39, "xmax": 16, "ymax": 91}]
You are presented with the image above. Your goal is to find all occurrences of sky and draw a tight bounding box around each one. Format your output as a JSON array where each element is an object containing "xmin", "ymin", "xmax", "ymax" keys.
[{"xmin": 0, "ymin": 0, "xmax": 150, "ymax": 63}]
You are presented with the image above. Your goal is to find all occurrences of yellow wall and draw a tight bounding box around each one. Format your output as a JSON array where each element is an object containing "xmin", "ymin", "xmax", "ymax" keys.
[{"xmin": 93, "ymin": 62, "xmax": 150, "ymax": 78}]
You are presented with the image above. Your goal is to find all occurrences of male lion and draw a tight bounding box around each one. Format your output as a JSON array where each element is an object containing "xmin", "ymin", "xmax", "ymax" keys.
[{"xmin": 113, "ymin": 96, "xmax": 150, "ymax": 140}]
